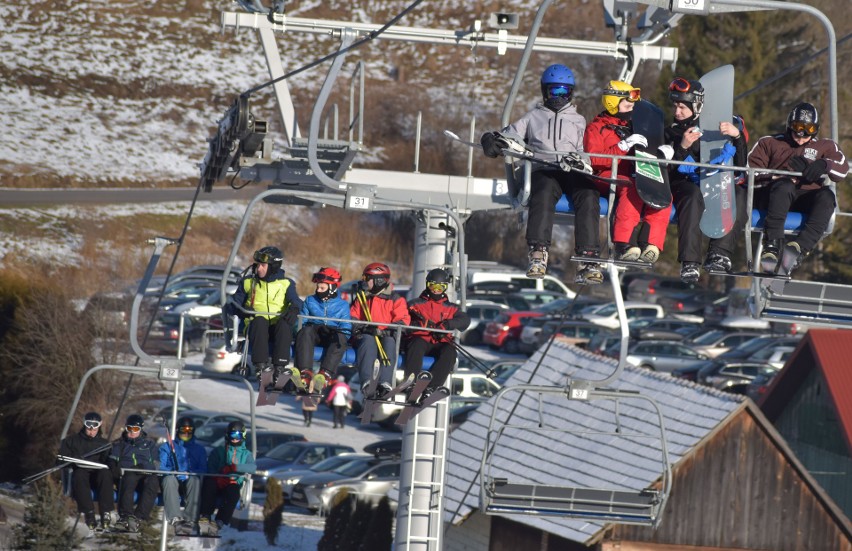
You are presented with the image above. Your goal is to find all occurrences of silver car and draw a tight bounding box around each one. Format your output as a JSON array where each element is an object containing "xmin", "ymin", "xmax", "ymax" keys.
[
  {"xmin": 291, "ymin": 457, "xmax": 401, "ymax": 513},
  {"xmin": 623, "ymin": 340, "xmax": 710, "ymax": 373}
]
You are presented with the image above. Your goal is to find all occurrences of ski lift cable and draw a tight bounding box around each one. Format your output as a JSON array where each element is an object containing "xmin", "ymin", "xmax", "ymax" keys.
[{"xmin": 241, "ymin": 0, "xmax": 428, "ymax": 97}]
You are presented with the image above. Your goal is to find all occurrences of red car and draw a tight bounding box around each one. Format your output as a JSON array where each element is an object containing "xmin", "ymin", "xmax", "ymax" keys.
[{"xmin": 483, "ymin": 311, "xmax": 543, "ymax": 354}]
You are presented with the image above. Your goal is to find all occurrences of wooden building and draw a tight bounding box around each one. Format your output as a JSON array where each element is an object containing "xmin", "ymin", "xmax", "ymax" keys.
[{"xmin": 444, "ymin": 341, "xmax": 852, "ymax": 550}]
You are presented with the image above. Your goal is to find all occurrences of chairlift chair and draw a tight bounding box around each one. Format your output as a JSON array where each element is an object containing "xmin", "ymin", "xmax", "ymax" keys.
[{"xmin": 479, "ymin": 383, "xmax": 672, "ymax": 527}]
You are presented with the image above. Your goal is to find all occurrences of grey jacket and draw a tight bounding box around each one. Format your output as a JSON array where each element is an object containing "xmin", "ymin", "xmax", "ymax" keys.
[{"xmin": 502, "ymin": 102, "xmax": 586, "ymax": 172}]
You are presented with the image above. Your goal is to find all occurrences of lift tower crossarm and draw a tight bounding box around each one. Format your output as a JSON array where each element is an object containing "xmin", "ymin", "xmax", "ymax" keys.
[{"xmin": 221, "ymin": 12, "xmax": 678, "ymax": 63}]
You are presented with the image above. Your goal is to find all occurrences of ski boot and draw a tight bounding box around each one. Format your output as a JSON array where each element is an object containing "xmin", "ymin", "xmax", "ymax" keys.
[
  {"xmin": 254, "ymin": 361, "xmax": 272, "ymax": 381},
  {"xmin": 639, "ymin": 245, "xmax": 660, "ymax": 264},
  {"xmin": 417, "ymin": 387, "xmax": 434, "ymax": 406},
  {"xmin": 174, "ymin": 518, "xmax": 194, "ymax": 536},
  {"xmin": 84, "ymin": 511, "xmax": 97, "ymax": 538},
  {"xmin": 704, "ymin": 251, "xmax": 732, "ymax": 273},
  {"xmin": 680, "ymin": 262, "xmax": 701, "ymax": 283},
  {"xmin": 375, "ymin": 382, "xmax": 393, "ymax": 400},
  {"xmin": 312, "ymin": 369, "xmax": 333, "ymax": 391},
  {"xmin": 574, "ymin": 249, "xmax": 603, "ymax": 285},
  {"xmin": 760, "ymin": 238, "xmax": 783, "ymax": 274},
  {"xmin": 197, "ymin": 517, "xmax": 213, "ymax": 536},
  {"xmin": 526, "ymin": 245, "xmax": 549, "ymax": 279},
  {"xmin": 271, "ymin": 362, "xmax": 289, "ymax": 387},
  {"xmin": 614, "ymin": 243, "xmax": 641, "ymax": 262},
  {"xmin": 778, "ymin": 241, "xmax": 806, "ymax": 276}
]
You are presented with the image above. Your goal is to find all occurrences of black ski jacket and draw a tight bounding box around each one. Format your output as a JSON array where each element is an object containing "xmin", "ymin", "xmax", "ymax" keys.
[
  {"xmin": 59, "ymin": 429, "xmax": 110, "ymax": 470},
  {"xmin": 108, "ymin": 431, "xmax": 157, "ymax": 471}
]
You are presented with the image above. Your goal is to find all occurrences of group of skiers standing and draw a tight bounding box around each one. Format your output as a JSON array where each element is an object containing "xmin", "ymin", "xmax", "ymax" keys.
[
  {"xmin": 481, "ymin": 64, "xmax": 847, "ymax": 284},
  {"xmin": 228, "ymin": 251, "xmax": 471, "ymax": 405},
  {"xmin": 59, "ymin": 412, "xmax": 254, "ymax": 537}
]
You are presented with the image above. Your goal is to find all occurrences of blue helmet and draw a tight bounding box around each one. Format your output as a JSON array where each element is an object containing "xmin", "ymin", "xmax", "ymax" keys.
[{"xmin": 540, "ymin": 64, "xmax": 575, "ymax": 101}]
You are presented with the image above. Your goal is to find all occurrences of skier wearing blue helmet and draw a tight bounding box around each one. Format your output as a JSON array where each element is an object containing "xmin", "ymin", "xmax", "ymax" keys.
[{"xmin": 481, "ymin": 64, "xmax": 607, "ymax": 284}]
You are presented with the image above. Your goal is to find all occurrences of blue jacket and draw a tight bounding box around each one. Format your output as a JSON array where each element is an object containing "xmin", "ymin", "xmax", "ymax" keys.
[
  {"xmin": 208, "ymin": 441, "xmax": 256, "ymax": 488},
  {"xmin": 300, "ymin": 294, "xmax": 352, "ymax": 336},
  {"xmin": 159, "ymin": 437, "xmax": 207, "ymax": 481}
]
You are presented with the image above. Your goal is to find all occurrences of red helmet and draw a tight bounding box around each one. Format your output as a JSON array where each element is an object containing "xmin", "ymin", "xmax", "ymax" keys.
[
  {"xmin": 312, "ymin": 267, "xmax": 341, "ymax": 285},
  {"xmin": 362, "ymin": 262, "xmax": 391, "ymax": 279}
]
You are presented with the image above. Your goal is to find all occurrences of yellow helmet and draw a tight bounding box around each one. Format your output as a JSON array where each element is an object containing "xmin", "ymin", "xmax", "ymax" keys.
[{"xmin": 602, "ymin": 81, "xmax": 640, "ymax": 115}]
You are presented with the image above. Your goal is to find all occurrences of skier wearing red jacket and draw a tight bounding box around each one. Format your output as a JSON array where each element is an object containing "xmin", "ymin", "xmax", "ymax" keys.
[
  {"xmin": 350, "ymin": 262, "xmax": 410, "ymax": 399},
  {"xmin": 584, "ymin": 81, "xmax": 672, "ymax": 264},
  {"xmin": 403, "ymin": 269, "xmax": 471, "ymax": 402}
]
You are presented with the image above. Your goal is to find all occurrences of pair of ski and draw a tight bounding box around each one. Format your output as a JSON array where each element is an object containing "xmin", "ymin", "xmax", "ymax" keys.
[
  {"xmin": 360, "ymin": 371, "xmax": 449, "ymax": 425},
  {"xmin": 256, "ymin": 367, "xmax": 323, "ymax": 407}
]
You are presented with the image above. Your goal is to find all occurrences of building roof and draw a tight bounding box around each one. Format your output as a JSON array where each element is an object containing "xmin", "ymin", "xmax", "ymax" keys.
[
  {"xmin": 760, "ymin": 328, "xmax": 852, "ymax": 451},
  {"xmin": 444, "ymin": 340, "xmax": 743, "ymax": 544}
]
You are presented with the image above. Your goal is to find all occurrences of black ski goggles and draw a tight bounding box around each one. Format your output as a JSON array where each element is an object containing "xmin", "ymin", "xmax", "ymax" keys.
[
  {"xmin": 790, "ymin": 121, "xmax": 817, "ymax": 136},
  {"xmin": 84, "ymin": 420, "xmax": 102, "ymax": 430},
  {"xmin": 253, "ymin": 251, "xmax": 278, "ymax": 264}
]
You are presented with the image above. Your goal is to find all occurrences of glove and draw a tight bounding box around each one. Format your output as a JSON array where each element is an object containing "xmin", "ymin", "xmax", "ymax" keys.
[
  {"xmin": 110, "ymin": 463, "xmax": 121, "ymax": 480},
  {"xmin": 802, "ymin": 159, "xmax": 828, "ymax": 183},
  {"xmin": 617, "ymin": 134, "xmax": 648, "ymax": 152},
  {"xmin": 657, "ymin": 145, "xmax": 674, "ymax": 160},
  {"xmin": 317, "ymin": 325, "xmax": 334, "ymax": 337},
  {"xmin": 357, "ymin": 280, "xmax": 370, "ymax": 292},
  {"xmin": 362, "ymin": 325, "xmax": 378, "ymax": 336},
  {"xmin": 282, "ymin": 305, "xmax": 299, "ymax": 325},
  {"xmin": 788, "ymin": 155, "xmax": 808, "ymax": 173},
  {"xmin": 559, "ymin": 152, "xmax": 593, "ymax": 174},
  {"xmin": 480, "ymin": 132, "xmax": 502, "ymax": 158}
]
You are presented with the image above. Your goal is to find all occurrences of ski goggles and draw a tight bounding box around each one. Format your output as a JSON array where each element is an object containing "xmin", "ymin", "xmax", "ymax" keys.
[
  {"xmin": 669, "ymin": 77, "xmax": 693, "ymax": 93},
  {"xmin": 178, "ymin": 426, "xmax": 194, "ymax": 435},
  {"xmin": 84, "ymin": 420, "xmax": 102, "ymax": 430},
  {"xmin": 312, "ymin": 272, "xmax": 338, "ymax": 284},
  {"xmin": 790, "ymin": 121, "xmax": 818, "ymax": 136},
  {"xmin": 125, "ymin": 425, "xmax": 142, "ymax": 434},
  {"xmin": 253, "ymin": 250, "xmax": 278, "ymax": 264},
  {"xmin": 607, "ymin": 87, "xmax": 641, "ymax": 102},
  {"xmin": 426, "ymin": 281, "xmax": 449, "ymax": 293},
  {"xmin": 228, "ymin": 430, "xmax": 244, "ymax": 441},
  {"xmin": 546, "ymin": 84, "xmax": 573, "ymax": 98}
]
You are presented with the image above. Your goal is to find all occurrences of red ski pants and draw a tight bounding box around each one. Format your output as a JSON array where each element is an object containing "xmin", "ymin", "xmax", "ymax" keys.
[{"xmin": 612, "ymin": 181, "xmax": 671, "ymax": 249}]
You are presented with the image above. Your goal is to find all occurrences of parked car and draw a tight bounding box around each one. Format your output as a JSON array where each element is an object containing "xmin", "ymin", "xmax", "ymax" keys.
[
  {"xmin": 465, "ymin": 260, "xmax": 575, "ymax": 297},
  {"xmin": 135, "ymin": 399, "xmax": 195, "ymax": 427},
  {"xmin": 276, "ymin": 453, "xmax": 371, "ymax": 499},
  {"xmin": 700, "ymin": 361, "xmax": 779, "ymax": 392},
  {"xmin": 584, "ymin": 329, "xmax": 622, "ymax": 355},
  {"xmin": 626, "ymin": 275, "xmax": 700, "ymax": 303},
  {"xmin": 655, "ymin": 288, "xmax": 724, "ymax": 321},
  {"xmin": 581, "ymin": 302, "xmax": 665, "ymax": 329},
  {"xmin": 157, "ymin": 286, "xmax": 220, "ymax": 312},
  {"xmin": 470, "ymin": 291, "xmax": 565, "ymax": 311},
  {"xmin": 290, "ymin": 455, "xmax": 401, "ymax": 512},
  {"xmin": 622, "ymin": 340, "xmax": 710, "ymax": 372},
  {"xmin": 460, "ymin": 300, "xmax": 509, "ymax": 345},
  {"xmin": 483, "ymin": 311, "xmax": 544, "ymax": 353},
  {"xmin": 200, "ymin": 425, "xmax": 307, "ymax": 456},
  {"xmin": 686, "ymin": 330, "xmax": 765, "ymax": 358},
  {"xmin": 715, "ymin": 334, "xmax": 802, "ymax": 362},
  {"xmin": 202, "ymin": 337, "xmax": 246, "ymax": 374},
  {"xmin": 145, "ymin": 409, "xmax": 250, "ymax": 445},
  {"xmin": 536, "ymin": 319, "xmax": 611, "ymax": 350},
  {"xmin": 745, "ymin": 345, "xmax": 795, "ymax": 369},
  {"xmin": 745, "ymin": 370, "xmax": 781, "ymax": 403},
  {"xmin": 703, "ymin": 288, "xmax": 752, "ymax": 325},
  {"xmin": 253, "ymin": 442, "xmax": 356, "ymax": 493},
  {"xmin": 487, "ymin": 360, "xmax": 525, "ymax": 385},
  {"xmin": 142, "ymin": 312, "xmax": 208, "ymax": 355},
  {"xmin": 629, "ymin": 318, "xmax": 701, "ymax": 341},
  {"xmin": 174, "ymin": 286, "xmax": 237, "ymax": 318}
]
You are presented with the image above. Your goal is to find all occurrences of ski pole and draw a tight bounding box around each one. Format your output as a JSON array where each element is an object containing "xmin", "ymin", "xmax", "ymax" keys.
[
  {"xmin": 356, "ymin": 290, "xmax": 391, "ymax": 366},
  {"xmin": 162, "ymin": 418, "xmax": 181, "ymax": 476},
  {"xmin": 449, "ymin": 340, "xmax": 497, "ymax": 378},
  {"xmin": 23, "ymin": 442, "xmax": 113, "ymax": 485}
]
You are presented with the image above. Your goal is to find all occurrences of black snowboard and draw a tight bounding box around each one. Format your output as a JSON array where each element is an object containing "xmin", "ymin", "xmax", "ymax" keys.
[{"xmin": 632, "ymin": 100, "xmax": 672, "ymax": 209}]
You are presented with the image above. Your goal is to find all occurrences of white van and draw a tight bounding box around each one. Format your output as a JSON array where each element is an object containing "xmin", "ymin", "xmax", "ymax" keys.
[{"xmin": 465, "ymin": 261, "xmax": 575, "ymax": 298}]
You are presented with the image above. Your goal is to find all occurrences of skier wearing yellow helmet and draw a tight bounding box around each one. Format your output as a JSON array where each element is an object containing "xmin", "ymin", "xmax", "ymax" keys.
[{"xmin": 583, "ymin": 81, "xmax": 672, "ymax": 264}]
